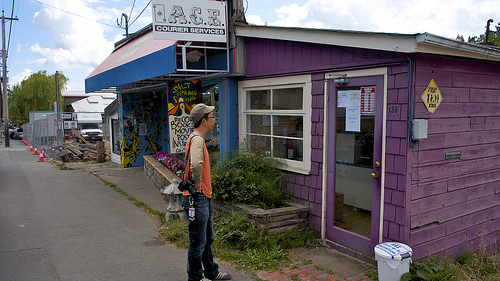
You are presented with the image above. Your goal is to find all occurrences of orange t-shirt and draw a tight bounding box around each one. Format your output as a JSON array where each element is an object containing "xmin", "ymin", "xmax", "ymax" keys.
[{"xmin": 183, "ymin": 134, "xmax": 212, "ymax": 198}]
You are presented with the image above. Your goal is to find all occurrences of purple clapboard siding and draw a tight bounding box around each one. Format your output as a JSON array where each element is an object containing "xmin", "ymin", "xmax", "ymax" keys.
[{"xmin": 409, "ymin": 55, "xmax": 500, "ymax": 259}]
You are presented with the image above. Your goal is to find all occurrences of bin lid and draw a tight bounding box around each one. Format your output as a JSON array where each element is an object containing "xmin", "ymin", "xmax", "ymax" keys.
[{"xmin": 375, "ymin": 242, "xmax": 412, "ymax": 260}]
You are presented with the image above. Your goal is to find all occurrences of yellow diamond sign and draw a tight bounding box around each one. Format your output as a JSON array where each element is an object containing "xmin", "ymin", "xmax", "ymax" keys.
[{"xmin": 421, "ymin": 79, "xmax": 442, "ymax": 113}]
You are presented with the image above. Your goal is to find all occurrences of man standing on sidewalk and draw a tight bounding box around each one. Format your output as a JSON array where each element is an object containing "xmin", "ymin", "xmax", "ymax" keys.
[{"xmin": 181, "ymin": 103, "xmax": 231, "ymax": 281}]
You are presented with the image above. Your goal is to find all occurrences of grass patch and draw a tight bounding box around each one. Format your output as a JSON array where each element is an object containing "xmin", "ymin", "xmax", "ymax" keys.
[
  {"xmin": 412, "ymin": 250, "xmax": 499, "ymax": 281},
  {"xmin": 160, "ymin": 207, "xmax": 319, "ymax": 274}
]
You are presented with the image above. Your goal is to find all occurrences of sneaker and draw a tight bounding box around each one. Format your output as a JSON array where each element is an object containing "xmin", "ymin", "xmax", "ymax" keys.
[
  {"xmin": 201, "ymin": 279, "xmax": 211, "ymax": 281},
  {"xmin": 213, "ymin": 272, "xmax": 232, "ymax": 280}
]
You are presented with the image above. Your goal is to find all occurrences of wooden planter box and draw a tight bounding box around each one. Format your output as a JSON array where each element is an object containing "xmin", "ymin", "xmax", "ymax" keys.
[
  {"xmin": 144, "ymin": 154, "xmax": 309, "ymax": 232},
  {"xmin": 214, "ymin": 202, "xmax": 309, "ymax": 233}
]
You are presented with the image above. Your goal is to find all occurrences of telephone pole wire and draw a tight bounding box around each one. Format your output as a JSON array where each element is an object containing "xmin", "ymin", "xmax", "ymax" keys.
[{"xmin": 1, "ymin": 10, "xmax": 18, "ymax": 147}]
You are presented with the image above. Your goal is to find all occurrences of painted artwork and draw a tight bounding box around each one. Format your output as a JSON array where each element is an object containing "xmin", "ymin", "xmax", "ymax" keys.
[
  {"xmin": 119, "ymin": 91, "xmax": 167, "ymax": 167},
  {"xmin": 168, "ymin": 80, "xmax": 202, "ymax": 154}
]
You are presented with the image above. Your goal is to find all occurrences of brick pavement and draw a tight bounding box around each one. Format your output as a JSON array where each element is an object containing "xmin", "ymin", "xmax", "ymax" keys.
[{"xmin": 257, "ymin": 263, "xmax": 372, "ymax": 281}]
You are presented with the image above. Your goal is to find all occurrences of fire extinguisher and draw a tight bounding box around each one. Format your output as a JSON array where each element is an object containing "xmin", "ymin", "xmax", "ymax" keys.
[{"xmin": 287, "ymin": 139, "xmax": 294, "ymax": 159}]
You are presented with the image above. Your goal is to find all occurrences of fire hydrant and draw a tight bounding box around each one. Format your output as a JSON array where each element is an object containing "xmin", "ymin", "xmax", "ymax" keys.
[{"xmin": 160, "ymin": 178, "xmax": 184, "ymax": 221}]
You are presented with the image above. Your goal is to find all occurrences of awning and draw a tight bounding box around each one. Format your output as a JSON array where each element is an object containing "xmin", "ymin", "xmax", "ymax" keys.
[{"xmin": 85, "ymin": 30, "xmax": 177, "ymax": 93}]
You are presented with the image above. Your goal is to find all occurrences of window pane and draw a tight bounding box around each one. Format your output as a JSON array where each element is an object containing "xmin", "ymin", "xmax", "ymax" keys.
[
  {"xmin": 273, "ymin": 137, "xmax": 303, "ymax": 162},
  {"xmin": 247, "ymin": 115, "xmax": 271, "ymax": 135},
  {"xmin": 247, "ymin": 134, "xmax": 271, "ymax": 156},
  {"xmin": 273, "ymin": 88, "xmax": 303, "ymax": 110},
  {"xmin": 273, "ymin": 116, "xmax": 303, "ymax": 138},
  {"xmin": 247, "ymin": 90, "xmax": 271, "ymax": 109}
]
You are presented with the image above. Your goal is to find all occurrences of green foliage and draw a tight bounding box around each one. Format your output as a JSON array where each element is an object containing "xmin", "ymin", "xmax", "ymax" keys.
[
  {"xmin": 214, "ymin": 209, "xmax": 318, "ymax": 270},
  {"xmin": 399, "ymin": 251, "xmax": 500, "ymax": 281},
  {"xmin": 161, "ymin": 209, "xmax": 319, "ymax": 272},
  {"xmin": 8, "ymin": 70, "xmax": 68, "ymax": 124},
  {"xmin": 211, "ymin": 148, "xmax": 291, "ymax": 209}
]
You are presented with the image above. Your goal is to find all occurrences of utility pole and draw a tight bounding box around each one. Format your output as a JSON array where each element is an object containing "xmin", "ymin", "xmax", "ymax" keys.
[
  {"xmin": 1, "ymin": 11, "xmax": 18, "ymax": 147},
  {"xmin": 55, "ymin": 71, "xmax": 60, "ymax": 147}
]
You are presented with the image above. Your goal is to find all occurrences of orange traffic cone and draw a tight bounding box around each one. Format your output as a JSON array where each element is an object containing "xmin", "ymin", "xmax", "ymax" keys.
[
  {"xmin": 34, "ymin": 146, "xmax": 39, "ymax": 155},
  {"xmin": 24, "ymin": 139, "xmax": 27, "ymax": 145},
  {"xmin": 38, "ymin": 150, "xmax": 45, "ymax": 162},
  {"xmin": 29, "ymin": 144, "xmax": 33, "ymax": 151}
]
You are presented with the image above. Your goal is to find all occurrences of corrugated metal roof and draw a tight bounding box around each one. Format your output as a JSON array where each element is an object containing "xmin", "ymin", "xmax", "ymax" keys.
[{"xmin": 71, "ymin": 95, "xmax": 116, "ymax": 113}]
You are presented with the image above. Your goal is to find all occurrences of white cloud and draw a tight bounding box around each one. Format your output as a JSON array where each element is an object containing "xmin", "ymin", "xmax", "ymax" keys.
[
  {"xmin": 31, "ymin": 0, "xmax": 119, "ymax": 71},
  {"xmin": 10, "ymin": 69, "xmax": 32, "ymax": 86},
  {"xmin": 246, "ymin": 0, "xmax": 500, "ymax": 39},
  {"xmin": 246, "ymin": 15, "xmax": 264, "ymax": 25}
]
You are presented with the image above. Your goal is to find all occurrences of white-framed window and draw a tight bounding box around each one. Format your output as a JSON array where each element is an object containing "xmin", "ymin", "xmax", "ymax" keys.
[{"xmin": 238, "ymin": 75, "xmax": 312, "ymax": 174}]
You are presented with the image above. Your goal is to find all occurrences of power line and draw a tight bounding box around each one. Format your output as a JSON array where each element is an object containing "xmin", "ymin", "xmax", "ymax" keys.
[
  {"xmin": 32, "ymin": 0, "xmax": 122, "ymax": 29},
  {"xmin": 129, "ymin": 0, "xmax": 150, "ymax": 28},
  {"xmin": 129, "ymin": 0, "xmax": 137, "ymax": 21},
  {"xmin": 7, "ymin": 0, "xmax": 16, "ymax": 54}
]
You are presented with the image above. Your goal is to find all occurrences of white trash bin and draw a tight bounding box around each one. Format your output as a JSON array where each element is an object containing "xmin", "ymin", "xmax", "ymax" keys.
[{"xmin": 374, "ymin": 242, "xmax": 412, "ymax": 281}]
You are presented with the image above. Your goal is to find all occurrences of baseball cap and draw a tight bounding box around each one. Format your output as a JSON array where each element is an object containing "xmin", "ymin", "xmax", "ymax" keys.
[{"xmin": 190, "ymin": 103, "xmax": 215, "ymax": 123}]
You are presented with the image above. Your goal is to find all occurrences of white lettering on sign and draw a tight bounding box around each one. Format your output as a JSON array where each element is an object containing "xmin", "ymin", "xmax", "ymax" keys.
[{"xmin": 152, "ymin": 0, "xmax": 227, "ymax": 43}]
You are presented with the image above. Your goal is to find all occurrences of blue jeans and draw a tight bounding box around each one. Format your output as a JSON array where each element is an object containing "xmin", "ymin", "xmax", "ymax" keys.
[{"xmin": 182, "ymin": 195, "xmax": 219, "ymax": 281}]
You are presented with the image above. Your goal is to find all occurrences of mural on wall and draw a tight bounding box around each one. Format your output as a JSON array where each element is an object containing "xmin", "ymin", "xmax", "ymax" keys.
[
  {"xmin": 118, "ymin": 91, "xmax": 168, "ymax": 167},
  {"xmin": 168, "ymin": 80, "xmax": 202, "ymax": 154}
]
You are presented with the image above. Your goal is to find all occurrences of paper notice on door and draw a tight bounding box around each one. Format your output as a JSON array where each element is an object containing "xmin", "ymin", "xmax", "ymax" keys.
[
  {"xmin": 346, "ymin": 90, "xmax": 361, "ymax": 132},
  {"xmin": 337, "ymin": 91, "xmax": 348, "ymax": 108}
]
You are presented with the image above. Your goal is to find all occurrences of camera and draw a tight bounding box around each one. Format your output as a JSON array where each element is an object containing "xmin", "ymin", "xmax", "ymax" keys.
[{"xmin": 178, "ymin": 178, "xmax": 200, "ymax": 197}]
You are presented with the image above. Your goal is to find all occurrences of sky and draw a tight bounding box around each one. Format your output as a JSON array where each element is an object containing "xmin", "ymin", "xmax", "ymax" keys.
[{"xmin": 2, "ymin": 0, "xmax": 499, "ymax": 91}]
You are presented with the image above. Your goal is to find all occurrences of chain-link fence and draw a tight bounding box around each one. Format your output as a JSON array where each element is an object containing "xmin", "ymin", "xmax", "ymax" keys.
[
  {"xmin": 23, "ymin": 112, "xmax": 64, "ymax": 161},
  {"xmin": 24, "ymin": 112, "xmax": 104, "ymax": 162}
]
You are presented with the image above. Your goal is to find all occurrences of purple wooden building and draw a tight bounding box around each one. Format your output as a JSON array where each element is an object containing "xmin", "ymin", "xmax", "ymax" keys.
[{"xmin": 233, "ymin": 24, "xmax": 500, "ymax": 262}]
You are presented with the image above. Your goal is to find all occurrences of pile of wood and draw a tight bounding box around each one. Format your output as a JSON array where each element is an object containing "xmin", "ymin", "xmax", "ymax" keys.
[
  {"xmin": 56, "ymin": 130, "xmax": 106, "ymax": 162},
  {"xmin": 61, "ymin": 142, "xmax": 99, "ymax": 162}
]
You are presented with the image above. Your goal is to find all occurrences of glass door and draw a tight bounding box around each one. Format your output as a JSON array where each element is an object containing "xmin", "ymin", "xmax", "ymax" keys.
[
  {"xmin": 325, "ymin": 75, "xmax": 384, "ymax": 256},
  {"xmin": 335, "ymin": 87, "xmax": 375, "ymax": 237}
]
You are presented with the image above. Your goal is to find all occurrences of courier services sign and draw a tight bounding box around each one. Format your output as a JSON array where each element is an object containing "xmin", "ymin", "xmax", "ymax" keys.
[{"xmin": 152, "ymin": 0, "xmax": 227, "ymax": 43}]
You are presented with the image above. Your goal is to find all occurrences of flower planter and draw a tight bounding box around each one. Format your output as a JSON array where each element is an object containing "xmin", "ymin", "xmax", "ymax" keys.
[{"xmin": 143, "ymin": 155, "xmax": 182, "ymax": 190}]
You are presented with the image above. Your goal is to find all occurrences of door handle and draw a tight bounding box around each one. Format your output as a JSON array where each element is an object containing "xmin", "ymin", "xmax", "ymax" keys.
[
  {"xmin": 371, "ymin": 172, "xmax": 379, "ymax": 179},
  {"xmin": 374, "ymin": 161, "xmax": 381, "ymax": 168}
]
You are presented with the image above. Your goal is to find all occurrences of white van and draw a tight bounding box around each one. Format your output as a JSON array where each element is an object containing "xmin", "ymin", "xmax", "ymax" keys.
[{"xmin": 75, "ymin": 113, "xmax": 103, "ymax": 143}]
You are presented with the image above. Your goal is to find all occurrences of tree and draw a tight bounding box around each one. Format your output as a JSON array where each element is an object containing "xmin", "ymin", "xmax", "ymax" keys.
[
  {"xmin": 456, "ymin": 20, "xmax": 500, "ymax": 46},
  {"xmin": 8, "ymin": 70, "xmax": 68, "ymax": 124}
]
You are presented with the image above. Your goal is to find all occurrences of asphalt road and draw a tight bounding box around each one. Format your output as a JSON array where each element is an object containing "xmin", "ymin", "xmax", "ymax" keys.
[{"xmin": 0, "ymin": 139, "xmax": 252, "ymax": 281}]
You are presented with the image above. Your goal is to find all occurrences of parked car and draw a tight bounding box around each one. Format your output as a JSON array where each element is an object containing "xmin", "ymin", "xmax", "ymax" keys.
[{"xmin": 10, "ymin": 127, "xmax": 23, "ymax": 139}]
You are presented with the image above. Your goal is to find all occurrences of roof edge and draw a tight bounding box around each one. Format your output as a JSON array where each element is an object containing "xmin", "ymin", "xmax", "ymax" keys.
[{"xmin": 235, "ymin": 24, "xmax": 500, "ymax": 62}]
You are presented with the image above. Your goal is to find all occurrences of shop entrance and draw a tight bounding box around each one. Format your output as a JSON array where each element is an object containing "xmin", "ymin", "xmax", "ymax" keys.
[{"xmin": 325, "ymin": 73, "xmax": 385, "ymax": 256}]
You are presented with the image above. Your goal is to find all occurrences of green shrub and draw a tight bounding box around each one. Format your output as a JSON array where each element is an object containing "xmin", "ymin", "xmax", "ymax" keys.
[{"xmin": 211, "ymin": 148, "xmax": 291, "ymax": 209}]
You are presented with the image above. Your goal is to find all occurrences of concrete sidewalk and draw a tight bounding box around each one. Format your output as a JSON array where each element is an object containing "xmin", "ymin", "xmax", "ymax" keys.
[{"xmin": 61, "ymin": 160, "xmax": 374, "ymax": 281}]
